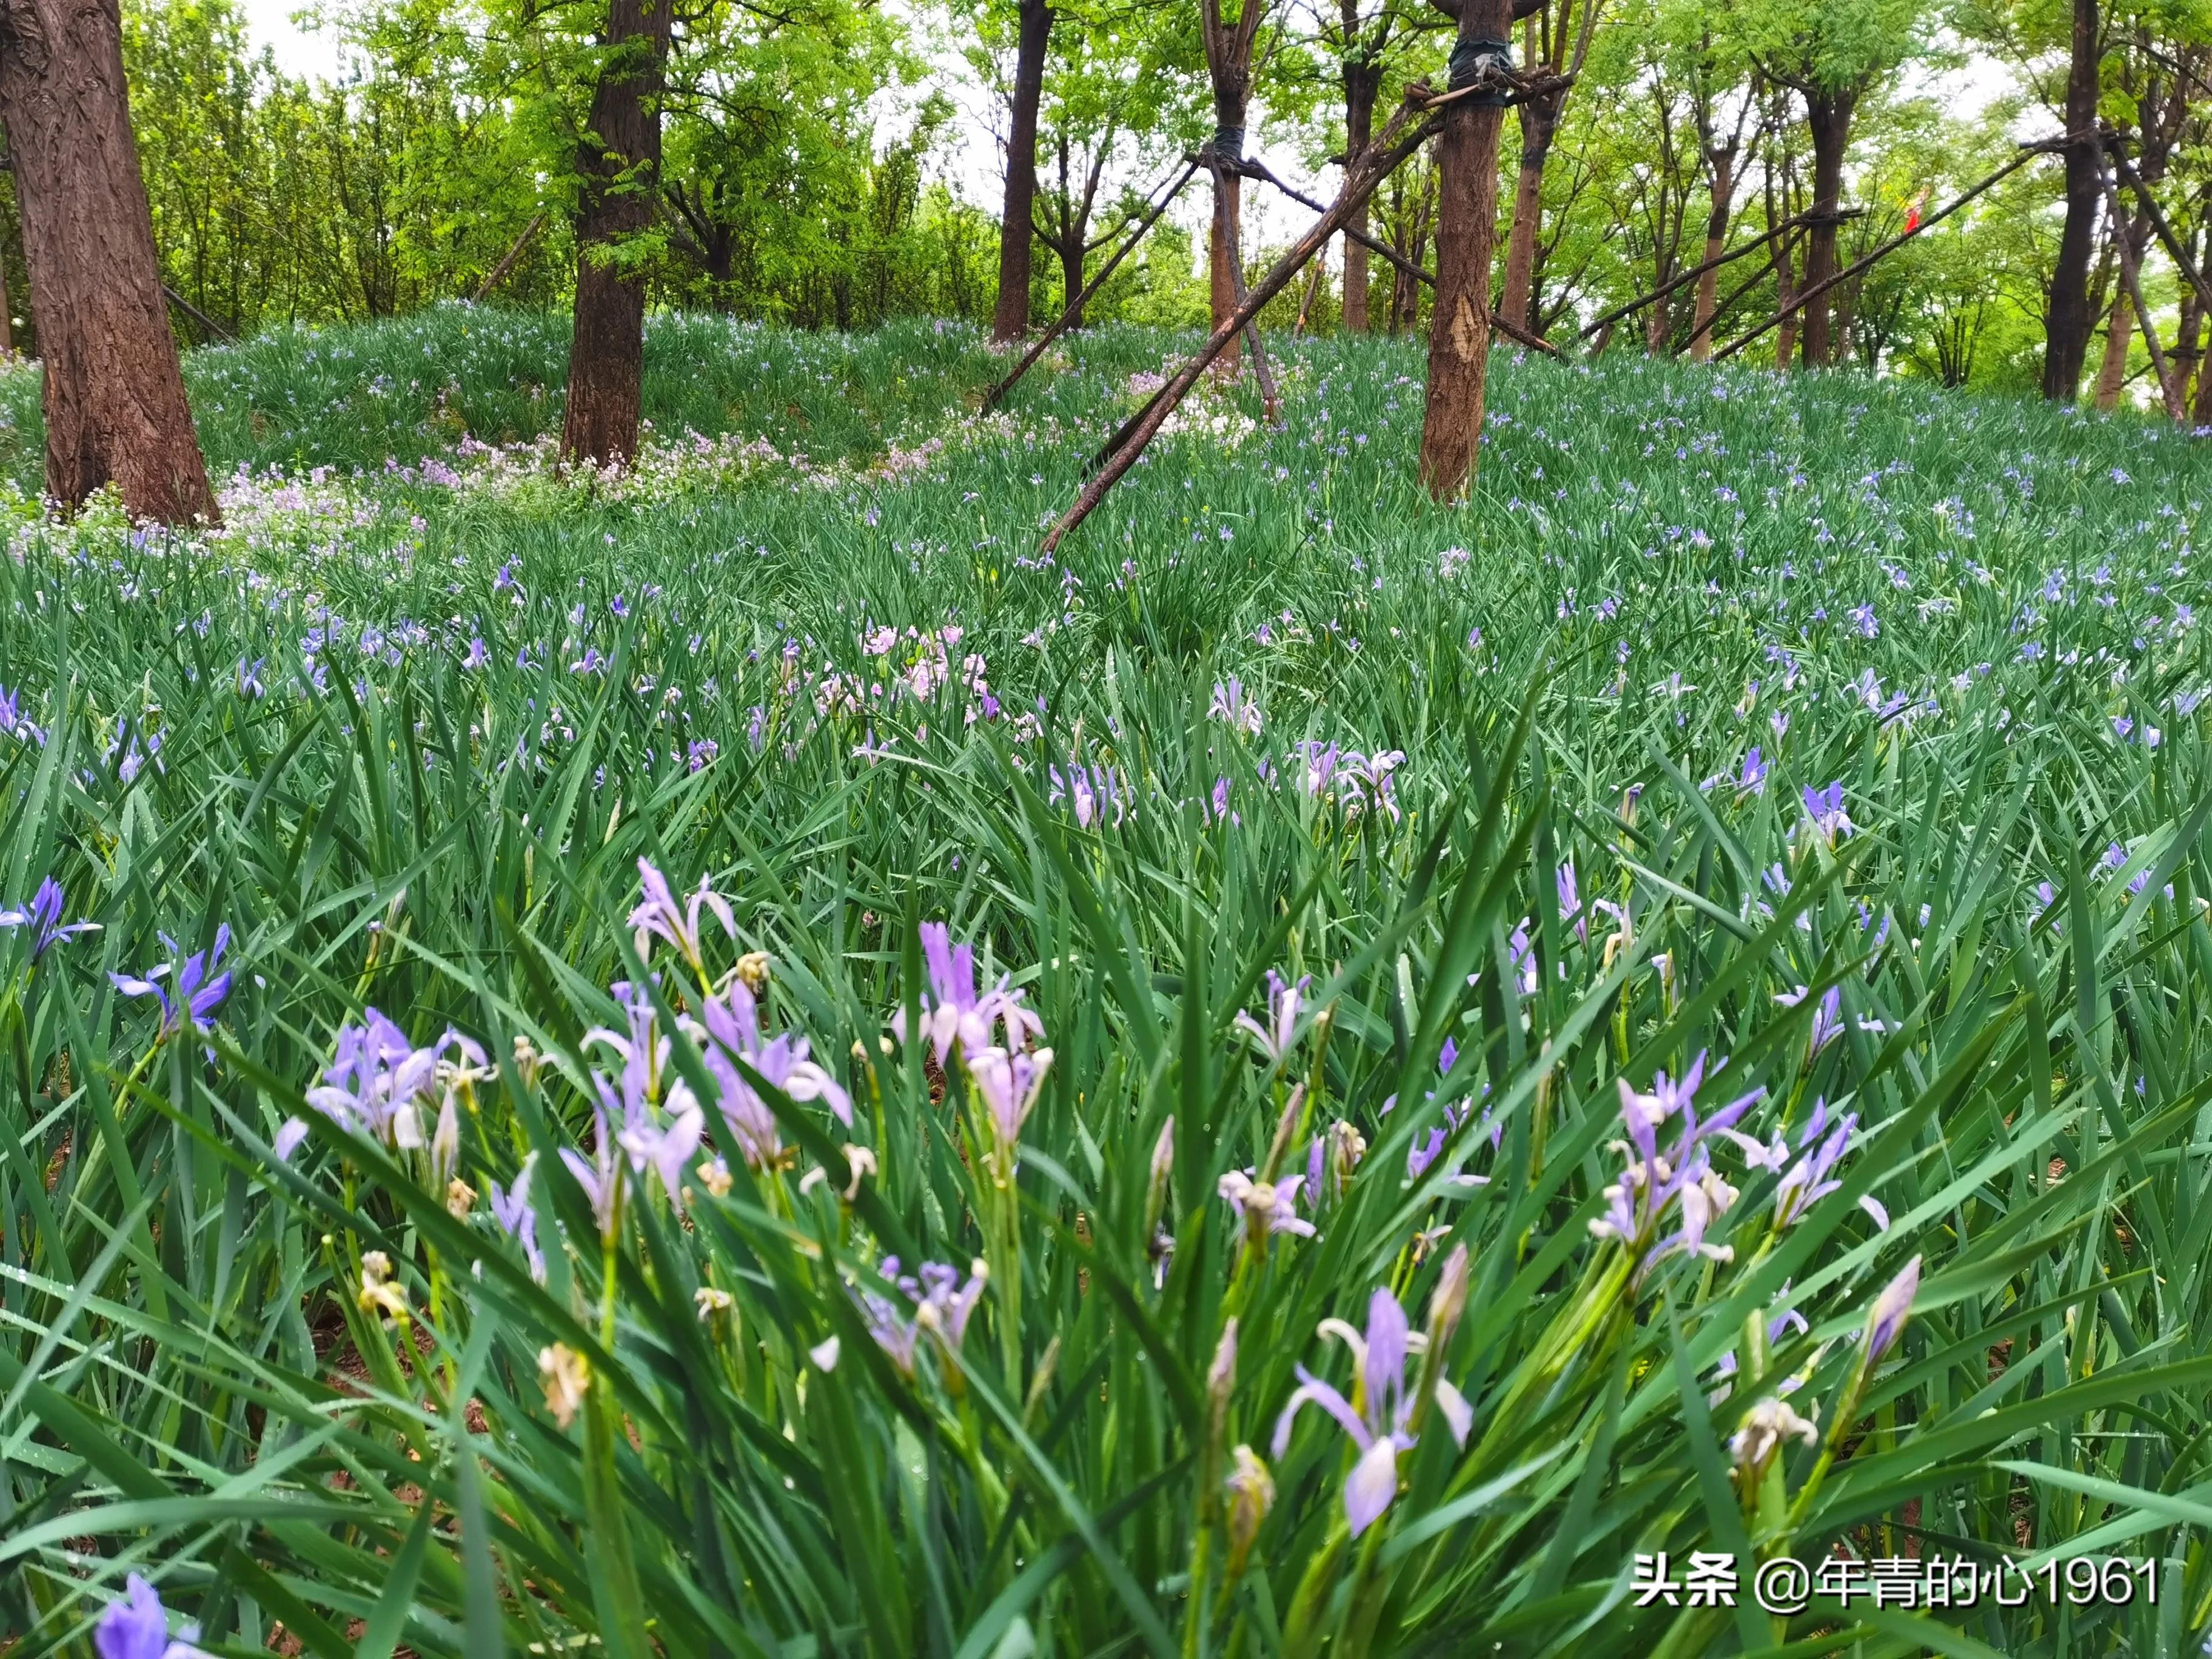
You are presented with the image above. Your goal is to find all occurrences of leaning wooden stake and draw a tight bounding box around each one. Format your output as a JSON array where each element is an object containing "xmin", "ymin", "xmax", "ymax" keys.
[
  {"xmin": 1239, "ymin": 155, "xmax": 1560, "ymax": 355},
  {"xmin": 1712, "ymin": 149, "xmax": 2038, "ymax": 363},
  {"xmin": 1577, "ymin": 208, "xmax": 1838, "ymax": 343},
  {"xmin": 1668, "ymin": 228, "xmax": 1799, "ymax": 358},
  {"xmin": 2099, "ymin": 164, "xmax": 2183, "ymax": 418},
  {"xmin": 1044, "ymin": 104, "xmax": 1440, "ymax": 553},
  {"xmin": 981, "ymin": 161, "xmax": 1200, "ymax": 413},
  {"xmin": 2109, "ymin": 142, "xmax": 2212, "ymax": 340},
  {"xmin": 475, "ymin": 212, "xmax": 548, "ymax": 304},
  {"xmin": 1210, "ymin": 158, "xmax": 1282, "ymax": 423}
]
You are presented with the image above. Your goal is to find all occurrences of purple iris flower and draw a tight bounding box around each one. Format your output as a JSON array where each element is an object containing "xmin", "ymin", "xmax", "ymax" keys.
[
  {"xmin": 1775, "ymin": 984, "xmax": 1843, "ymax": 1058},
  {"xmin": 891, "ymin": 920, "xmax": 1042, "ymax": 1065},
  {"xmin": 95, "ymin": 1574, "xmax": 207, "ymax": 1659},
  {"xmin": 0, "ymin": 876, "xmax": 99, "ymax": 960},
  {"xmin": 1272, "ymin": 1285, "xmax": 1473, "ymax": 1537},
  {"xmin": 1737, "ymin": 747, "xmax": 1768, "ymax": 795},
  {"xmin": 110, "ymin": 926, "xmax": 233, "ymax": 1042},
  {"xmin": 488, "ymin": 1162, "xmax": 547, "ymax": 1281},
  {"xmin": 1866, "ymin": 1256, "xmax": 1920, "ymax": 1362},
  {"xmin": 1722, "ymin": 1097, "xmax": 1888, "ymax": 1228},
  {"xmin": 559, "ymin": 1101, "xmax": 626, "ymax": 1240},
  {"xmin": 859, "ymin": 1255, "xmax": 989, "ymax": 1376},
  {"xmin": 699, "ymin": 977, "xmax": 853, "ymax": 1169},
  {"xmin": 1801, "ymin": 782, "xmax": 1854, "ymax": 842},
  {"xmin": 1591, "ymin": 1052, "xmax": 1762, "ymax": 1272},
  {"xmin": 1234, "ymin": 970, "xmax": 1311, "ymax": 1067}
]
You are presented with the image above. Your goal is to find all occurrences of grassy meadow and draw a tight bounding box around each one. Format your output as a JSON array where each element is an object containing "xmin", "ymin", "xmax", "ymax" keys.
[{"xmin": 3, "ymin": 304, "xmax": 2212, "ymax": 1656}]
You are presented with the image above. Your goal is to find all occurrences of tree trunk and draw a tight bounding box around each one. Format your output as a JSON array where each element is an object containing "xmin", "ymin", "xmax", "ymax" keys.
[
  {"xmin": 1500, "ymin": 95, "xmax": 1558, "ymax": 329},
  {"xmin": 2177, "ymin": 273, "xmax": 2201, "ymax": 417},
  {"xmin": 1687, "ymin": 153, "xmax": 1732, "ymax": 360},
  {"xmin": 2042, "ymin": 0, "xmax": 2101, "ymax": 401},
  {"xmin": 1201, "ymin": 0, "xmax": 1259, "ymax": 349},
  {"xmin": 1057, "ymin": 236, "xmax": 1086, "ymax": 330},
  {"xmin": 1341, "ymin": 56, "xmax": 1379, "ymax": 332},
  {"xmin": 1210, "ymin": 167, "xmax": 1244, "ymax": 338},
  {"xmin": 1800, "ymin": 89, "xmax": 1853, "ymax": 369},
  {"xmin": 1418, "ymin": 0, "xmax": 1512, "ymax": 501},
  {"xmin": 0, "ymin": 0, "xmax": 215, "ymax": 522},
  {"xmin": 991, "ymin": 0, "xmax": 1051, "ymax": 342},
  {"xmin": 2094, "ymin": 292, "xmax": 2131, "ymax": 412},
  {"xmin": 2196, "ymin": 324, "xmax": 2212, "ymax": 425},
  {"xmin": 560, "ymin": 0, "xmax": 672, "ymax": 468}
]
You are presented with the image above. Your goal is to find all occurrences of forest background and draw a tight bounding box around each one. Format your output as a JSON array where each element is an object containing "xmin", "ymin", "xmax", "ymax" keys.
[{"xmin": 20, "ymin": 0, "xmax": 2211, "ymax": 409}]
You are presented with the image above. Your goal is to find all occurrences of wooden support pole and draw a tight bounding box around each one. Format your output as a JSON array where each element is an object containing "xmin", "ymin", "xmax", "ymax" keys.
[
  {"xmin": 1577, "ymin": 209, "xmax": 1838, "ymax": 343},
  {"xmin": 1239, "ymin": 155, "xmax": 1558, "ymax": 354},
  {"xmin": 163, "ymin": 284, "xmax": 235, "ymax": 343},
  {"xmin": 1712, "ymin": 149, "xmax": 2039, "ymax": 363},
  {"xmin": 1669, "ymin": 228, "xmax": 1798, "ymax": 358},
  {"xmin": 2099, "ymin": 163, "xmax": 2183, "ymax": 418},
  {"xmin": 2108, "ymin": 142, "xmax": 2212, "ymax": 326},
  {"xmin": 1047, "ymin": 105, "xmax": 1439, "ymax": 552},
  {"xmin": 1211, "ymin": 157, "xmax": 1283, "ymax": 423},
  {"xmin": 981, "ymin": 161, "xmax": 1200, "ymax": 413},
  {"xmin": 474, "ymin": 212, "xmax": 548, "ymax": 304}
]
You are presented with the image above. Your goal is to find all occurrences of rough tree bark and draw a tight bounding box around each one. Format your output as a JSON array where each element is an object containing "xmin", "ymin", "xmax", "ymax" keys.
[
  {"xmin": 1340, "ymin": 31, "xmax": 1381, "ymax": 332},
  {"xmin": 1687, "ymin": 149, "xmax": 1734, "ymax": 360},
  {"xmin": 0, "ymin": 0, "xmax": 216, "ymax": 522},
  {"xmin": 2094, "ymin": 290, "xmax": 2132, "ymax": 412},
  {"xmin": 1201, "ymin": 0, "xmax": 1265, "ymax": 346},
  {"xmin": 1798, "ymin": 88, "xmax": 1854, "ymax": 369},
  {"xmin": 991, "ymin": 0, "xmax": 1053, "ymax": 342},
  {"xmin": 2042, "ymin": 0, "xmax": 2102, "ymax": 400},
  {"xmin": 561, "ymin": 0, "xmax": 673, "ymax": 468},
  {"xmin": 1417, "ymin": 0, "xmax": 1512, "ymax": 500}
]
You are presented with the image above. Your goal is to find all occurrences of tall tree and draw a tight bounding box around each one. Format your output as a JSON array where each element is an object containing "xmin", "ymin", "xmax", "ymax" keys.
[
  {"xmin": 1666, "ymin": 13, "xmax": 1759, "ymax": 359},
  {"xmin": 1498, "ymin": 0, "xmax": 1601, "ymax": 329},
  {"xmin": 560, "ymin": 0, "xmax": 672, "ymax": 466},
  {"xmin": 1418, "ymin": 0, "xmax": 1512, "ymax": 497},
  {"xmin": 1739, "ymin": 0, "xmax": 1920, "ymax": 367},
  {"xmin": 0, "ymin": 0, "xmax": 216, "ymax": 521},
  {"xmin": 1199, "ymin": 0, "xmax": 1266, "ymax": 336},
  {"xmin": 2046, "ymin": 0, "xmax": 2104, "ymax": 397},
  {"xmin": 1317, "ymin": 0, "xmax": 1425, "ymax": 329},
  {"xmin": 990, "ymin": 0, "xmax": 1053, "ymax": 340}
]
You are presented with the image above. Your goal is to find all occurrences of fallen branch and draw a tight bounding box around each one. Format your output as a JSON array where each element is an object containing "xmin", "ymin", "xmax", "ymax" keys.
[
  {"xmin": 1050, "ymin": 105, "xmax": 1441, "ymax": 553},
  {"xmin": 1713, "ymin": 149, "xmax": 2039, "ymax": 363},
  {"xmin": 980, "ymin": 162, "xmax": 1200, "ymax": 414}
]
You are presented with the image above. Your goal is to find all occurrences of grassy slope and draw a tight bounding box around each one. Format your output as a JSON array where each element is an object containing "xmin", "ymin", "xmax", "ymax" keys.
[{"xmin": 2, "ymin": 310, "xmax": 2211, "ymax": 1654}]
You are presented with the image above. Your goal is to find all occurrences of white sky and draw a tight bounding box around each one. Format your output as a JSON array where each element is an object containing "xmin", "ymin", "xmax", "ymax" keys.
[{"xmin": 240, "ymin": 0, "xmax": 346, "ymax": 81}]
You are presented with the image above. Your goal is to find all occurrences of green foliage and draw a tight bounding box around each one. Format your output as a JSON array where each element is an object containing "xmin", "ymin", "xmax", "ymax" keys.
[{"xmin": 4, "ymin": 315, "xmax": 2212, "ymax": 1654}]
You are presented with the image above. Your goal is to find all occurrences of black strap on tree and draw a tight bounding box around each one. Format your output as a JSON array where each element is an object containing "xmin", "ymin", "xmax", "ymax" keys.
[
  {"xmin": 1204, "ymin": 126, "xmax": 1245, "ymax": 164},
  {"xmin": 1447, "ymin": 34, "xmax": 1512, "ymax": 104}
]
